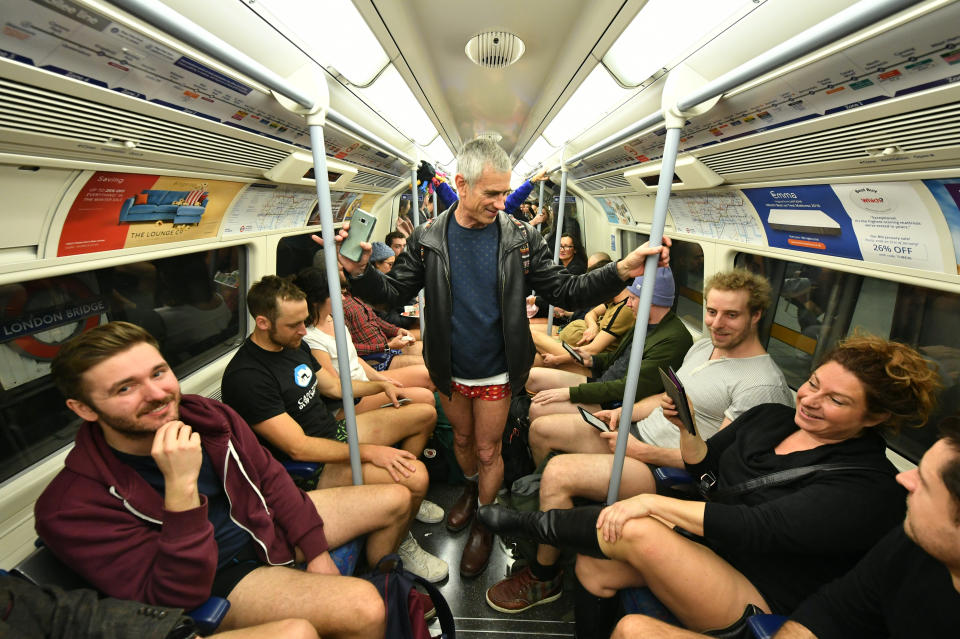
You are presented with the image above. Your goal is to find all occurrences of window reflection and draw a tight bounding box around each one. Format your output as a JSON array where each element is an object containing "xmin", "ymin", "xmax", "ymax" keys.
[
  {"xmin": 0, "ymin": 247, "xmax": 244, "ymax": 484},
  {"xmin": 736, "ymin": 252, "xmax": 958, "ymax": 461}
]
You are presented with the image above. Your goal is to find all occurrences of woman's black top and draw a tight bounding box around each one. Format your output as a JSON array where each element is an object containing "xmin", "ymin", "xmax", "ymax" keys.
[{"xmin": 686, "ymin": 403, "xmax": 906, "ymax": 614}]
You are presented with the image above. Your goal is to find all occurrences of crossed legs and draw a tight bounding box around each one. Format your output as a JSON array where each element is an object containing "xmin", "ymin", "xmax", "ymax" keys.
[
  {"xmin": 535, "ymin": 453, "xmax": 657, "ymax": 567},
  {"xmin": 576, "ymin": 517, "xmax": 770, "ymax": 631}
]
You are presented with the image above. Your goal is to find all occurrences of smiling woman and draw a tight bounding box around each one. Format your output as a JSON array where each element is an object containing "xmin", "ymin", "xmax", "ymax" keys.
[{"xmin": 482, "ymin": 334, "xmax": 941, "ymax": 634}]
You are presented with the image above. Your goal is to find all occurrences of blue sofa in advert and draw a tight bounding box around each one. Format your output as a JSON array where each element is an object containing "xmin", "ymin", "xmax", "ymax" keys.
[{"xmin": 118, "ymin": 189, "xmax": 208, "ymax": 225}]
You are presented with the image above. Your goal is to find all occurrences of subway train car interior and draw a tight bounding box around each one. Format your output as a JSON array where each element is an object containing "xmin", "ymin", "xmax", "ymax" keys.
[{"xmin": 2, "ymin": 0, "xmax": 960, "ymax": 637}]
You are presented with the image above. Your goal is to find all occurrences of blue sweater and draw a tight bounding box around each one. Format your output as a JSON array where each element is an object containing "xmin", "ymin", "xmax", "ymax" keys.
[{"xmin": 447, "ymin": 215, "xmax": 507, "ymax": 379}]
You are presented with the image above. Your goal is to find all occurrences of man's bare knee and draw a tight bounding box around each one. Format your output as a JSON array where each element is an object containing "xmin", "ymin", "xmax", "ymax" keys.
[
  {"xmin": 338, "ymin": 579, "xmax": 386, "ymax": 634},
  {"xmin": 529, "ymin": 416, "xmax": 550, "ymax": 448},
  {"xmin": 612, "ymin": 614, "xmax": 660, "ymax": 638},
  {"xmin": 540, "ymin": 456, "xmax": 576, "ymax": 508},
  {"xmin": 476, "ymin": 441, "xmax": 502, "ymax": 467}
]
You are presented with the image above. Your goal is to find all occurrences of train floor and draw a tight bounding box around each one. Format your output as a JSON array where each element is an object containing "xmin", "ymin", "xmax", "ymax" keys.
[{"xmin": 412, "ymin": 481, "xmax": 576, "ymax": 638}]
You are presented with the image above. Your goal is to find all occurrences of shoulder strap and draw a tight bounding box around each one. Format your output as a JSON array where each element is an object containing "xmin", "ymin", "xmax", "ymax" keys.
[
  {"xmin": 410, "ymin": 572, "xmax": 457, "ymax": 638},
  {"xmin": 706, "ymin": 463, "xmax": 889, "ymax": 500},
  {"xmin": 418, "ymin": 218, "xmax": 437, "ymax": 266},
  {"xmin": 509, "ymin": 217, "xmax": 531, "ymax": 276}
]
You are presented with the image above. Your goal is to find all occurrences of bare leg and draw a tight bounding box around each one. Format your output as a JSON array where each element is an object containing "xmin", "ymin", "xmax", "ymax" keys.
[
  {"xmin": 526, "ymin": 367, "xmax": 587, "ymax": 394},
  {"xmin": 221, "ymin": 567, "xmax": 384, "ymax": 638},
  {"xmin": 530, "ymin": 328, "xmax": 565, "ymax": 356},
  {"xmin": 401, "ymin": 341, "xmax": 423, "ymax": 356},
  {"xmin": 388, "ymin": 354, "xmax": 424, "ymax": 369},
  {"xmin": 354, "ymin": 386, "xmax": 435, "ymax": 413},
  {"xmin": 472, "ymin": 396, "xmax": 510, "ymax": 505},
  {"xmin": 529, "ymin": 413, "xmax": 610, "ymax": 464},
  {"xmin": 211, "ymin": 618, "xmax": 319, "ymax": 639},
  {"xmin": 306, "ymin": 483, "xmax": 411, "ymax": 565},
  {"xmin": 583, "ymin": 517, "xmax": 771, "ymax": 630},
  {"xmin": 535, "ymin": 454, "xmax": 657, "ymax": 566},
  {"xmin": 378, "ymin": 364, "xmax": 436, "ymax": 392},
  {"xmin": 439, "ymin": 392, "xmax": 478, "ymax": 477},
  {"xmin": 611, "ymin": 615, "xmax": 706, "ymax": 639}
]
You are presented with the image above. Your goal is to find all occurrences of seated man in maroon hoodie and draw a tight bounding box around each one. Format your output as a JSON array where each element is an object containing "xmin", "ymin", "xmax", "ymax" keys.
[{"xmin": 35, "ymin": 321, "xmax": 412, "ymax": 639}]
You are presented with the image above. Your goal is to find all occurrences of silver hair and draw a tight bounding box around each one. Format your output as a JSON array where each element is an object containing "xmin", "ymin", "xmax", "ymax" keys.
[{"xmin": 457, "ymin": 138, "xmax": 511, "ymax": 185}]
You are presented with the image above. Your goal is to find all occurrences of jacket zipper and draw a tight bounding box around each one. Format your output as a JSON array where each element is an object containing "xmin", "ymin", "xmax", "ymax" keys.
[{"xmin": 221, "ymin": 441, "xmax": 290, "ymax": 566}]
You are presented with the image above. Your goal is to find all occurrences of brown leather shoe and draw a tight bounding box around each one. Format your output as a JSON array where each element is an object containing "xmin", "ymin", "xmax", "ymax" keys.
[
  {"xmin": 459, "ymin": 519, "xmax": 493, "ymax": 578},
  {"xmin": 446, "ymin": 480, "xmax": 478, "ymax": 532}
]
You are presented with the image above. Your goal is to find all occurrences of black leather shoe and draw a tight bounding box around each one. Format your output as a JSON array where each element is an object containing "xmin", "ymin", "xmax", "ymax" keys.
[
  {"xmin": 460, "ymin": 519, "xmax": 493, "ymax": 578},
  {"xmin": 446, "ymin": 481, "xmax": 478, "ymax": 532}
]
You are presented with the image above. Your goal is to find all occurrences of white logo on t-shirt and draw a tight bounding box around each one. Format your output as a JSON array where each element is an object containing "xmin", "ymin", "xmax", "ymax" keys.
[{"xmin": 294, "ymin": 364, "xmax": 312, "ymax": 387}]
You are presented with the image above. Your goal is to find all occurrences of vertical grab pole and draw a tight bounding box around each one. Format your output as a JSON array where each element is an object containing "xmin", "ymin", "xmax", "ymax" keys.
[
  {"xmin": 310, "ymin": 124, "xmax": 363, "ymax": 486},
  {"xmin": 606, "ymin": 126, "xmax": 681, "ymax": 504},
  {"xmin": 536, "ymin": 180, "xmax": 545, "ymax": 232},
  {"xmin": 411, "ymin": 168, "xmax": 426, "ymax": 335},
  {"xmin": 433, "ymin": 187, "xmax": 439, "ymax": 220},
  {"xmin": 545, "ymin": 167, "xmax": 568, "ymax": 337}
]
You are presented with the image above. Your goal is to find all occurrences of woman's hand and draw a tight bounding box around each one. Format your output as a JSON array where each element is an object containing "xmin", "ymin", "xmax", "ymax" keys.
[
  {"xmin": 596, "ymin": 495, "xmax": 654, "ymax": 543},
  {"xmin": 577, "ymin": 326, "xmax": 599, "ymax": 345}
]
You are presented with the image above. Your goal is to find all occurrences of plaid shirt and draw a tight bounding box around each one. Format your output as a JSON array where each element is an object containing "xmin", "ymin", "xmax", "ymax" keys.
[{"xmin": 342, "ymin": 292, "xmax": 399, "ymax": 355}]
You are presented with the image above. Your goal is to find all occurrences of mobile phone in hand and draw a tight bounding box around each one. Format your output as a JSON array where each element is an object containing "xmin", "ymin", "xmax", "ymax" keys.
[
  {"xmin": 562, "ymin": 341, "xmax": 585, "ymax": 365},
  {"xmin": 339, "ymin": 210, "xmax": 376, "ymax": 262},
  {"xmin": 578, "ymin": 406, "xmax": 610, "ymax": 432}
]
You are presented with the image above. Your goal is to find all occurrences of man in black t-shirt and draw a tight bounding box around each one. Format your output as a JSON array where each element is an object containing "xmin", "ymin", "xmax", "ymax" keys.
[
  {"xmin": 221, "ymin": 276, "xmax": 447, "ymax": 583},
  {"xmin": 606, "ymin": 419, "xmax": 960, "ymax": 639}
]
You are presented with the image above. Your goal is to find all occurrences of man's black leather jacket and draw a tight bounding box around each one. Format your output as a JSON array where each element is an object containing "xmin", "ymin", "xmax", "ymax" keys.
[{"xmin": 348, "ymin": 203, "xmax": 628, "ymax": 396}]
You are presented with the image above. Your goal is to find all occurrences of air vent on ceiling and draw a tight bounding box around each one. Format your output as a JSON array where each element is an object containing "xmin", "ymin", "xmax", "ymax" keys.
[
  {"xmin": 698, "ymin": 101, "xmax": 960, "ymax": 177},
  {"xmin": 477, "ymin": 131, "xmax": 503, "ymax": 142},
  {"xmin": 349, "ymin": 170, "xmax": 404, "ymax": 190},
  {"xmin": 465, "ymin": 31, "xmax": 525, "ymax": 69},
  {"xmin": 0, "ymin": 77, "xmax": 290, "ymax": 172},
  {"xmin": 578, "ymin": 174, "xmax": 632, "ymax": 192}
]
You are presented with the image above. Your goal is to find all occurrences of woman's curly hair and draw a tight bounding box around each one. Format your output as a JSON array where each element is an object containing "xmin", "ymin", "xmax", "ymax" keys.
[{"xmin": 819, "ymin": 334, "xmax": 941, "ymax": 433}]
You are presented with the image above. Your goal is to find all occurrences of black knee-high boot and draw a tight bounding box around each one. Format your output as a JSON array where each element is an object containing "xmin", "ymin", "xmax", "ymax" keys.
[
  {"xmin": 574, "ymin": 578, "xmax": 620, "ymax": 639},
  {"xmin": 478, "ymin": 503, "xmax": 606, "ymax": 558}
]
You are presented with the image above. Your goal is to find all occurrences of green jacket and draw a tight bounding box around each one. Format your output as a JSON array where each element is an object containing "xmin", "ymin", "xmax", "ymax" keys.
[{"xmin": 568, "ymin": 311, "xmax": 693, "ymax": 406}]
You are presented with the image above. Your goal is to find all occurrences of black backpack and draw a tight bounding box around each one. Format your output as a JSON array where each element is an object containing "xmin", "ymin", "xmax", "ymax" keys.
[
  {"xmin": 363, "ymin": 554, "xmax": 456, "ymax": 639},
  {"xmin": 501, "ymin": 393, "xmax": 534, "ymax": 490}
]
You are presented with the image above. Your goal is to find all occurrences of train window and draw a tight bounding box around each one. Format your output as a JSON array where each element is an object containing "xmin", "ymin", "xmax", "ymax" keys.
[
  {"xmin": 0, "ymin": 247, "xmax": 245, "ymax": 484},
  {"xmin": 735, "ymin": 253, "xmax": 957, "ymax": 462},
  {"xmin": 277, "ymin": 232, "xmax": 323, "ymax": 277},
  {"xmin": 620, "ymin": 231, "xmax": 704, "ymax": 332}
]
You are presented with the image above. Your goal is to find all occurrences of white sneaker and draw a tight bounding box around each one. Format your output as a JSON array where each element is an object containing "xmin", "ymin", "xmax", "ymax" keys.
[
  {"xmin": 416, "ymin": 499, "xmax": 444, "ymax": 524},
  {"xmin": 398, "ymin": 533, "xmax": 448, "ymax": 583}
]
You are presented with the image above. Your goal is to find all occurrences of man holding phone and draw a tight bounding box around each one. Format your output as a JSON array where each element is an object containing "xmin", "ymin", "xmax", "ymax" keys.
[{"xmin": 318, "ymin": 138, "xmax": 669, "ymax": 578}]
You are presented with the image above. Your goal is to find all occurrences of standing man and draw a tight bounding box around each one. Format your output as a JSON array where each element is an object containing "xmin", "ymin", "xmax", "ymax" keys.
[{"xmin": 319, "ymin": 138, "xmax": 669, "ymax": 577}]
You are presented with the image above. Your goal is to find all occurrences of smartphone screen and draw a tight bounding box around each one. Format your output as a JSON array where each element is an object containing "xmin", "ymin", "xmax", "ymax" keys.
[
  {"xmin": 339, "ymin": 211, "xmax": 376, "ymax": 262},
  {"xmin": 562, "ymin": 341, "xmax": 585, "ymax": 365},
  {"xmin": 578, "ymin": 406, "xmax": 610, "ymax": 432}
]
